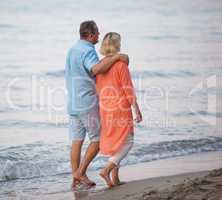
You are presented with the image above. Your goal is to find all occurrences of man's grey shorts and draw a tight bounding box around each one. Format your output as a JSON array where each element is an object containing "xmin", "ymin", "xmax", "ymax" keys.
[{"xmin": 69, "ymin": 108, "xmax": 100, "ymax": 142}]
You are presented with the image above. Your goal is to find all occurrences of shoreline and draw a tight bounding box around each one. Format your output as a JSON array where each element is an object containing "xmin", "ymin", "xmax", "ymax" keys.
[
  {"xmin": 41, "ymin": 151, "xmax": 222, "ymax": 200},
  {"xmin": 82, "ymin": 169, "xmax": 222, "ymax": 200}
]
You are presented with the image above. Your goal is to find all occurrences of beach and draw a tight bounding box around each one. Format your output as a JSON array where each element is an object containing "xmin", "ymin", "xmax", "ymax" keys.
[
  {"xmin": 0, "ymin": 0, "xmax": 222, "ymax": 199},
  {"xmin": 30, "ymin": 151, "xmax": 222, "ymax": 200},
  {"xmin": 81, "ymin": 168, "xmax": 222, "ymax": 200}
]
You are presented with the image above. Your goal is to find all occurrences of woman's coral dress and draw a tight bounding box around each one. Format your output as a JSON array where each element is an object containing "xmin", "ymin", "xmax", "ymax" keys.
[{"xmin": 96, "ymin": 61, "xmax": 136, "ymax": 155}]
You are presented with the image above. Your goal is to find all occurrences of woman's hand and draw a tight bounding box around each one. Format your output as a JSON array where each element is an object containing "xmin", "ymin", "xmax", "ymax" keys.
[
  {"xmin": 134, "ymin": 107, "xmax": 142, "ymax": 123},
  {"xmin": 133, "ymin": 101, "xmax": 142, "ymax": 123}
]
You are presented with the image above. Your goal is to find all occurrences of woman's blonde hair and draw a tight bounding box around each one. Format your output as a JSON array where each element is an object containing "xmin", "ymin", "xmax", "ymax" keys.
[{"xmin": 100, "ymin": 32, "xmax": 121, "ymax": 56}]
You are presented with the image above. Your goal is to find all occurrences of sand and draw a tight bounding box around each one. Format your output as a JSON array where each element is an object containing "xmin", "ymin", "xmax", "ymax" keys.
[
  {"xmin": 41, "ymin": 151, "xmax": 222, "ymax": 200},
  {"xmin": 79, "ymin": 169, "xmax": 222, "ymax": 200}
]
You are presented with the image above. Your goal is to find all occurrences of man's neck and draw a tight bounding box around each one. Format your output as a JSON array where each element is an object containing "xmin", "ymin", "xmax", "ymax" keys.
[{"xmin": 80, "ymin": 38, "xmax": 93, "ymax": 44}]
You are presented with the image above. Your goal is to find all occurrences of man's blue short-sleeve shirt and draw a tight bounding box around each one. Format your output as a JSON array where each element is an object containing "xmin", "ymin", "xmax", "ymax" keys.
[{"xmin": 65, "ymin": 39, "xmax": 100, "ymax": 115}]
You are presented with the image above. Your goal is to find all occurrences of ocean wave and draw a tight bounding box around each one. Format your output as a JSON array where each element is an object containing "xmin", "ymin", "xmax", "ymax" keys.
[
  {"xmin": 0, "ymin": 105, "xmax": 34, "ymax": 113},
  {"xmin": 0, "ymin": 142, "xmax": 70, "ymax": 182},
  {"xmin": 0, "ymin": 24, "xmax": 16, "ymax": 30},
  {"xmin": 0, "ymin": 137, "xmax": 222, "ymax": 182},
  {"xmin": 0, "ymin": 120, "xmax": 67, "ymax": 128},
  {"xmin": 143, "ymin": 34, "xmax": 180, "ymax": 40},
  {"xmin": 126, "ymin": 136, "xmax": 222, "ymax": 165},
  {"xmin": 3, "ymin": 65, "xmax": 24, "ymax": 69},
  {"xmin": 188, "ymin": 87, "xmax": 218, "ymax": 96},
  {"xmin": 45, "ymin": 70, "xmax": 64, "ymax": 78},
  {"xmin": 132, "ymin": 70, "xmax": 196, "ymax": 79},
  {"xmin": 45, "ymin": 69, "xmax": 196, "ymax": 79},
  {"xmin": 174, "ymin": 111, "xmax": 222, "ymax": 118}
]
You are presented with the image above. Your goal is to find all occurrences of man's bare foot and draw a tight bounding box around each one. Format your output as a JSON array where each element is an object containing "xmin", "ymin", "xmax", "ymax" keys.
[
  {"xmin": 71, "ymin": 177, "xmax": 81, "ymax": 189},
  {"xmin": 79, "ymin": 175, "xmax": 96, "ymax": 187},
  {"xmin": 99, "ymin": 169, "xmax": 114, "ymax": 188},
  {"xmin": 74, "ymin": 171, "xmax": 96, "ymax": 187}
]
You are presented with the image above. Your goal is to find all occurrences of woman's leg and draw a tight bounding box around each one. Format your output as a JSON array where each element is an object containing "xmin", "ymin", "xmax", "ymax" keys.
[
  {"xmin": 99, "ymin": 161, "xmax": 117, "ymax": 188},
  {"xmin": 109, "ymin": 134, "xmax": 134, "ymax": 185},
  {"xmin": 111, "ymin": 167, "xmax": 122, "ymax": 185}
]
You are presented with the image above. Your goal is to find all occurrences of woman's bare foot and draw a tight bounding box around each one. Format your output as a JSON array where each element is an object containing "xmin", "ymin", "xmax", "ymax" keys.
[
  {"xmin": 111, "ymin": 167, "xmax": 126, "ymax": 186},
  {"xmin": 99, "ymin": 169, "xmax": 114, "ymax": 188},
  {"xmin": 114, "ymin": 181, "xmax": 126, "ymax": 186}
]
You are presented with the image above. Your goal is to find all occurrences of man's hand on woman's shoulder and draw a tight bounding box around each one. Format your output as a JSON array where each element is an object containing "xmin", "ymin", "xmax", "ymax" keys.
[{"xmin": 118, "ymin": 54, "xmax": 129, "ymax": 65}]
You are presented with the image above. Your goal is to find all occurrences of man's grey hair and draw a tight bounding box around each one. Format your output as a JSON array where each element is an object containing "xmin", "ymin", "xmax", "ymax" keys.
[{"xmin": 79, "ymin": 20, "xmax": 98, "ymax": 38}]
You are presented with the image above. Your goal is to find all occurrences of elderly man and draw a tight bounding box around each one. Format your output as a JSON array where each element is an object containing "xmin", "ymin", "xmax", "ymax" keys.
[{"xmin": 65, "ymin": 20, "xmax": 129, "ymax": 188}]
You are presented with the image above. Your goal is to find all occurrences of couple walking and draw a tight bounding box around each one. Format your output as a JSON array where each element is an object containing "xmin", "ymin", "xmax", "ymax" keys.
[{"xmin": 65, "ymin": 20, "xmax": 142, "ymax": 189}]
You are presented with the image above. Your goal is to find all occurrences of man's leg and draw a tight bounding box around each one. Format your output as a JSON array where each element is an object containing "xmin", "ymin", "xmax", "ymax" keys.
[
  {"xmin": 75, "ymin": 108, "xmax": 100, "ymax": 185},
  {"xmin": 69, "ymin": 115, "xmax": 86, "ymax": 187},
  {"xmin": 71, "ymin": 140, "xmax": 84, "ymax": 175},
  {"xmin": 71, "ymin": 140, "xmax": 84, "ymax": 187},
  {"xmin": 77, "ymin": 141, "xmax": 99, "ymax": 184}
]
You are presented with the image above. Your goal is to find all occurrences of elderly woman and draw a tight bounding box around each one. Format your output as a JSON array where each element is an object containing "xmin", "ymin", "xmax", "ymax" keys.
[{"xmin": 96, "ymin": 32, "xmax": 142, "ymax": 188}]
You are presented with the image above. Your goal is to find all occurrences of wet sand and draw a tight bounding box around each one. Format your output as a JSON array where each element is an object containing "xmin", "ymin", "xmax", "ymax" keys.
[
  {"xmin": 41, "ymin": 151, "xmax": 222, "ymax": 200},
  {"xmin": 80, "ymin": 169, "xmax": 222, "ymax": 200}
]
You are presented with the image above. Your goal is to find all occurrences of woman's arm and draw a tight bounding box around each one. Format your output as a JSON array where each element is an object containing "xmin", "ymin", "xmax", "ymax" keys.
[{"xmin": 118, "ymin": 62, "xmax": 142, "ymax": 123}]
